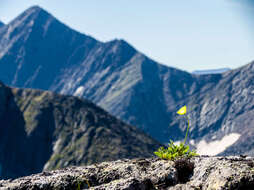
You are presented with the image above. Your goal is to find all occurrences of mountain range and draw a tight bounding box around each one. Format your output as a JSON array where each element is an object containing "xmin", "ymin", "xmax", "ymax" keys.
[
  {"xmin": 192, "ymin": 68, "xmax": 231, "ymax": 75},
  {"xmin": 0, "ymin": 82, "xmax": 161, "ymax": 179},
  {"xmin": 0, "ymin": 6, "xmax": 220, "ymax": 142},
  {"xmin": 0, "ymin": 6, "xmax": 254, "ymax": 158}
]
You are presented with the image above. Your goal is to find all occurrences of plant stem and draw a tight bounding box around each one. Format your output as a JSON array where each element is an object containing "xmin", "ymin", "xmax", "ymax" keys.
[{"xmin": 183, "ymin": 115, "xmax": 190, "ymax": 145}]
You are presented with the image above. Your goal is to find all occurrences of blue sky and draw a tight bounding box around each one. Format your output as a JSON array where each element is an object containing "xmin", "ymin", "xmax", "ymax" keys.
[{"xmin": 0, "ymin": 0, "xmax": 253, "ymax": 72}]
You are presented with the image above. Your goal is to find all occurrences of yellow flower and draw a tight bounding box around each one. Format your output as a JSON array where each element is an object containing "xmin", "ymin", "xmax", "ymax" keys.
[{"xmin": 177, "ymin": 105, "xmax": 187, "ymax": 115}]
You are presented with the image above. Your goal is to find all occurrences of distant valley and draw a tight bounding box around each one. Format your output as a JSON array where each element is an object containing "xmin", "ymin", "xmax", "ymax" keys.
[{"xmin": 0, "ymin": 6, "xmax": 254, "ymax": 159}]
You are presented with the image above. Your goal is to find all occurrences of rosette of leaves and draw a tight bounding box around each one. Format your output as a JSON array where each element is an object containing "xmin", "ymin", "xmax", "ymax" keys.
[
  {"xmin": 154, "ymin": 105, "xmax": 198, "ymax": 160},
  {"xmin": 154, "ymin": 140, "xmax": 197, "ymax": 160}
]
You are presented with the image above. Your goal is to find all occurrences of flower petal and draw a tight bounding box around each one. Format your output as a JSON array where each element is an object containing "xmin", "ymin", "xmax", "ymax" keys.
[{"xmin": 177, "ymin": 105, "xmax": 187, "ymax": 115}]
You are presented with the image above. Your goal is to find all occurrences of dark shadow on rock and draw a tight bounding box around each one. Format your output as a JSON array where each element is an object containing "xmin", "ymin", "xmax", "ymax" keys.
[{"xmin": 174, "ymin": 158, "xmax": 194, "ymax": 183}]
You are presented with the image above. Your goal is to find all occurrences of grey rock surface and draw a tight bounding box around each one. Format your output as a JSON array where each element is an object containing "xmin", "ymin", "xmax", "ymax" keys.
[{"xmin": 1, "ymin": 156, "xmax": 254, "ymax": 190}]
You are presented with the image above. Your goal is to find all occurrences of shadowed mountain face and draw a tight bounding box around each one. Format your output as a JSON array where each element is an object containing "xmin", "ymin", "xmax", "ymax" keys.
[
  {"xmin": 0, "ymin": 82, "xmax": 161, "ymax": 179},
  {"xmin": 0, "ymin": 6, "xmax": 97, "ymax": 89},
  {"xmin": 1, "ymin": 6, "xmax": 254, "ymax": 157},
  {"xmin": 0, "ymin": 21, "xmax": 4, "ymax": 27},
  {"xmin": 183, "ymin": 62, "xmax": 254, "ymax": 156}
]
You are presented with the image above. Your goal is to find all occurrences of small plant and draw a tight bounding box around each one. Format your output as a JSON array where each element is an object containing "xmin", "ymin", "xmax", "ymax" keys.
[
  {"xmin": 154, "ymin": 105, "xmax": 198, "ymax": 160},
  {"xmin": 154, "ymin": 140, "xmax": 197, "ymax": 160}
]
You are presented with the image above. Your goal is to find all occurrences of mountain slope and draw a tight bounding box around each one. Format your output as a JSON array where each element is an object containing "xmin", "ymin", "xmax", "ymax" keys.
[
  {"xmin": 0, "ymin": 82, "xmax": 161, "ymax": 179},
  {"xmin": 0, "ymin": 6, "xmax": 98, "ymax": 89},
  {"xmin": 166, "ymin": 61, "xmax": 254, "ymax": 156},
  {"xmin": 1, "ymin": 6, "xmax": 254, "ymax": 157},
  {"xmin": 0, "ymin": 21, "xmax": 4, "ymax": 27},
  {"xmin": 0, "ymin": 6, "xmax": 221, "ymax": 143}
]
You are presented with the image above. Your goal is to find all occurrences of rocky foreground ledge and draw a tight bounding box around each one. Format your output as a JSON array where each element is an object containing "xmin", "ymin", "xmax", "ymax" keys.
[{"xmin": 1, "ymin": 156, "xmax": 254, "ymax": 190}]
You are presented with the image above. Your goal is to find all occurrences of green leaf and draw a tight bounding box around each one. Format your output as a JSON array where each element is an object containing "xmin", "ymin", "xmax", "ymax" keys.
[{"xmin": 154, "ymin": 140, "xmax": 199, "ymax": 160}]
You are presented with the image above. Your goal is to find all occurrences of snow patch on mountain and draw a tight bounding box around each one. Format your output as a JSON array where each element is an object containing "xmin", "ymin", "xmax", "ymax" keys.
[
  {"xmin": 196, "ymin": 133, "xmax": 241, "ymax": 155},
  {"xmin": 74, "ymin": 86, "xmax": 85, "ymax": 97}
]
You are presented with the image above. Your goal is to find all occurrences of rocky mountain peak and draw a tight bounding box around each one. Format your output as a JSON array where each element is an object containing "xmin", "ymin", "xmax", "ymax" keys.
[
  {"xmin": 0, "ymin": 5, "xmax": 94, "ymax": 46},
  {"xmin": 11, "ymin": 5, "xmax": 48, "ymax": 25},
  {"xmin": 26, "ymin": 5, "xmax": 43, "ymax": 11},
  {"xmin": 0, "ymin": 5, "xmax": 98, "ymax": 89},
  {"xmin": 1, "ymin": 6, "xmax": 254, "ymax": 158},
  {"xmin": 18, "ymin": 5, "xmax": 50, "ymax": 21},
  {"xmin": 108, "ymin": 39, "xmax": 134, "ymax": 50},
  {"xmin": 0, "ymin": 5, "xmax": 55, "ymax": 51},
  {"xmin": 4, "ymin": 5, "xmax": 57, "ymax": 38}
]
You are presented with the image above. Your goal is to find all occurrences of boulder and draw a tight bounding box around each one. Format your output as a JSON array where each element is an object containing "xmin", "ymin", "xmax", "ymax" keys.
[{"xmin": 1, "ymin": 156, "xmax": 254, "ymax": 190}]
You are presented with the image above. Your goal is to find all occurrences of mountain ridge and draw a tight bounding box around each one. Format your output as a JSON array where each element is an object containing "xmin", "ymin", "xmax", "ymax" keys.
[
  {"xmin": 0, "ymin": 81, "xmax": 161, "ymax": 179},
  {"xmin": 192, "ymin": 68, "xmax": 231, "ymax": 75},
  {"xmin": 1, "ymin": 6, "xmax": 254, "ymax": 157},
  {"xmin": 0, "ymin": 5, "xmax": 200, "ymax": 143}
]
